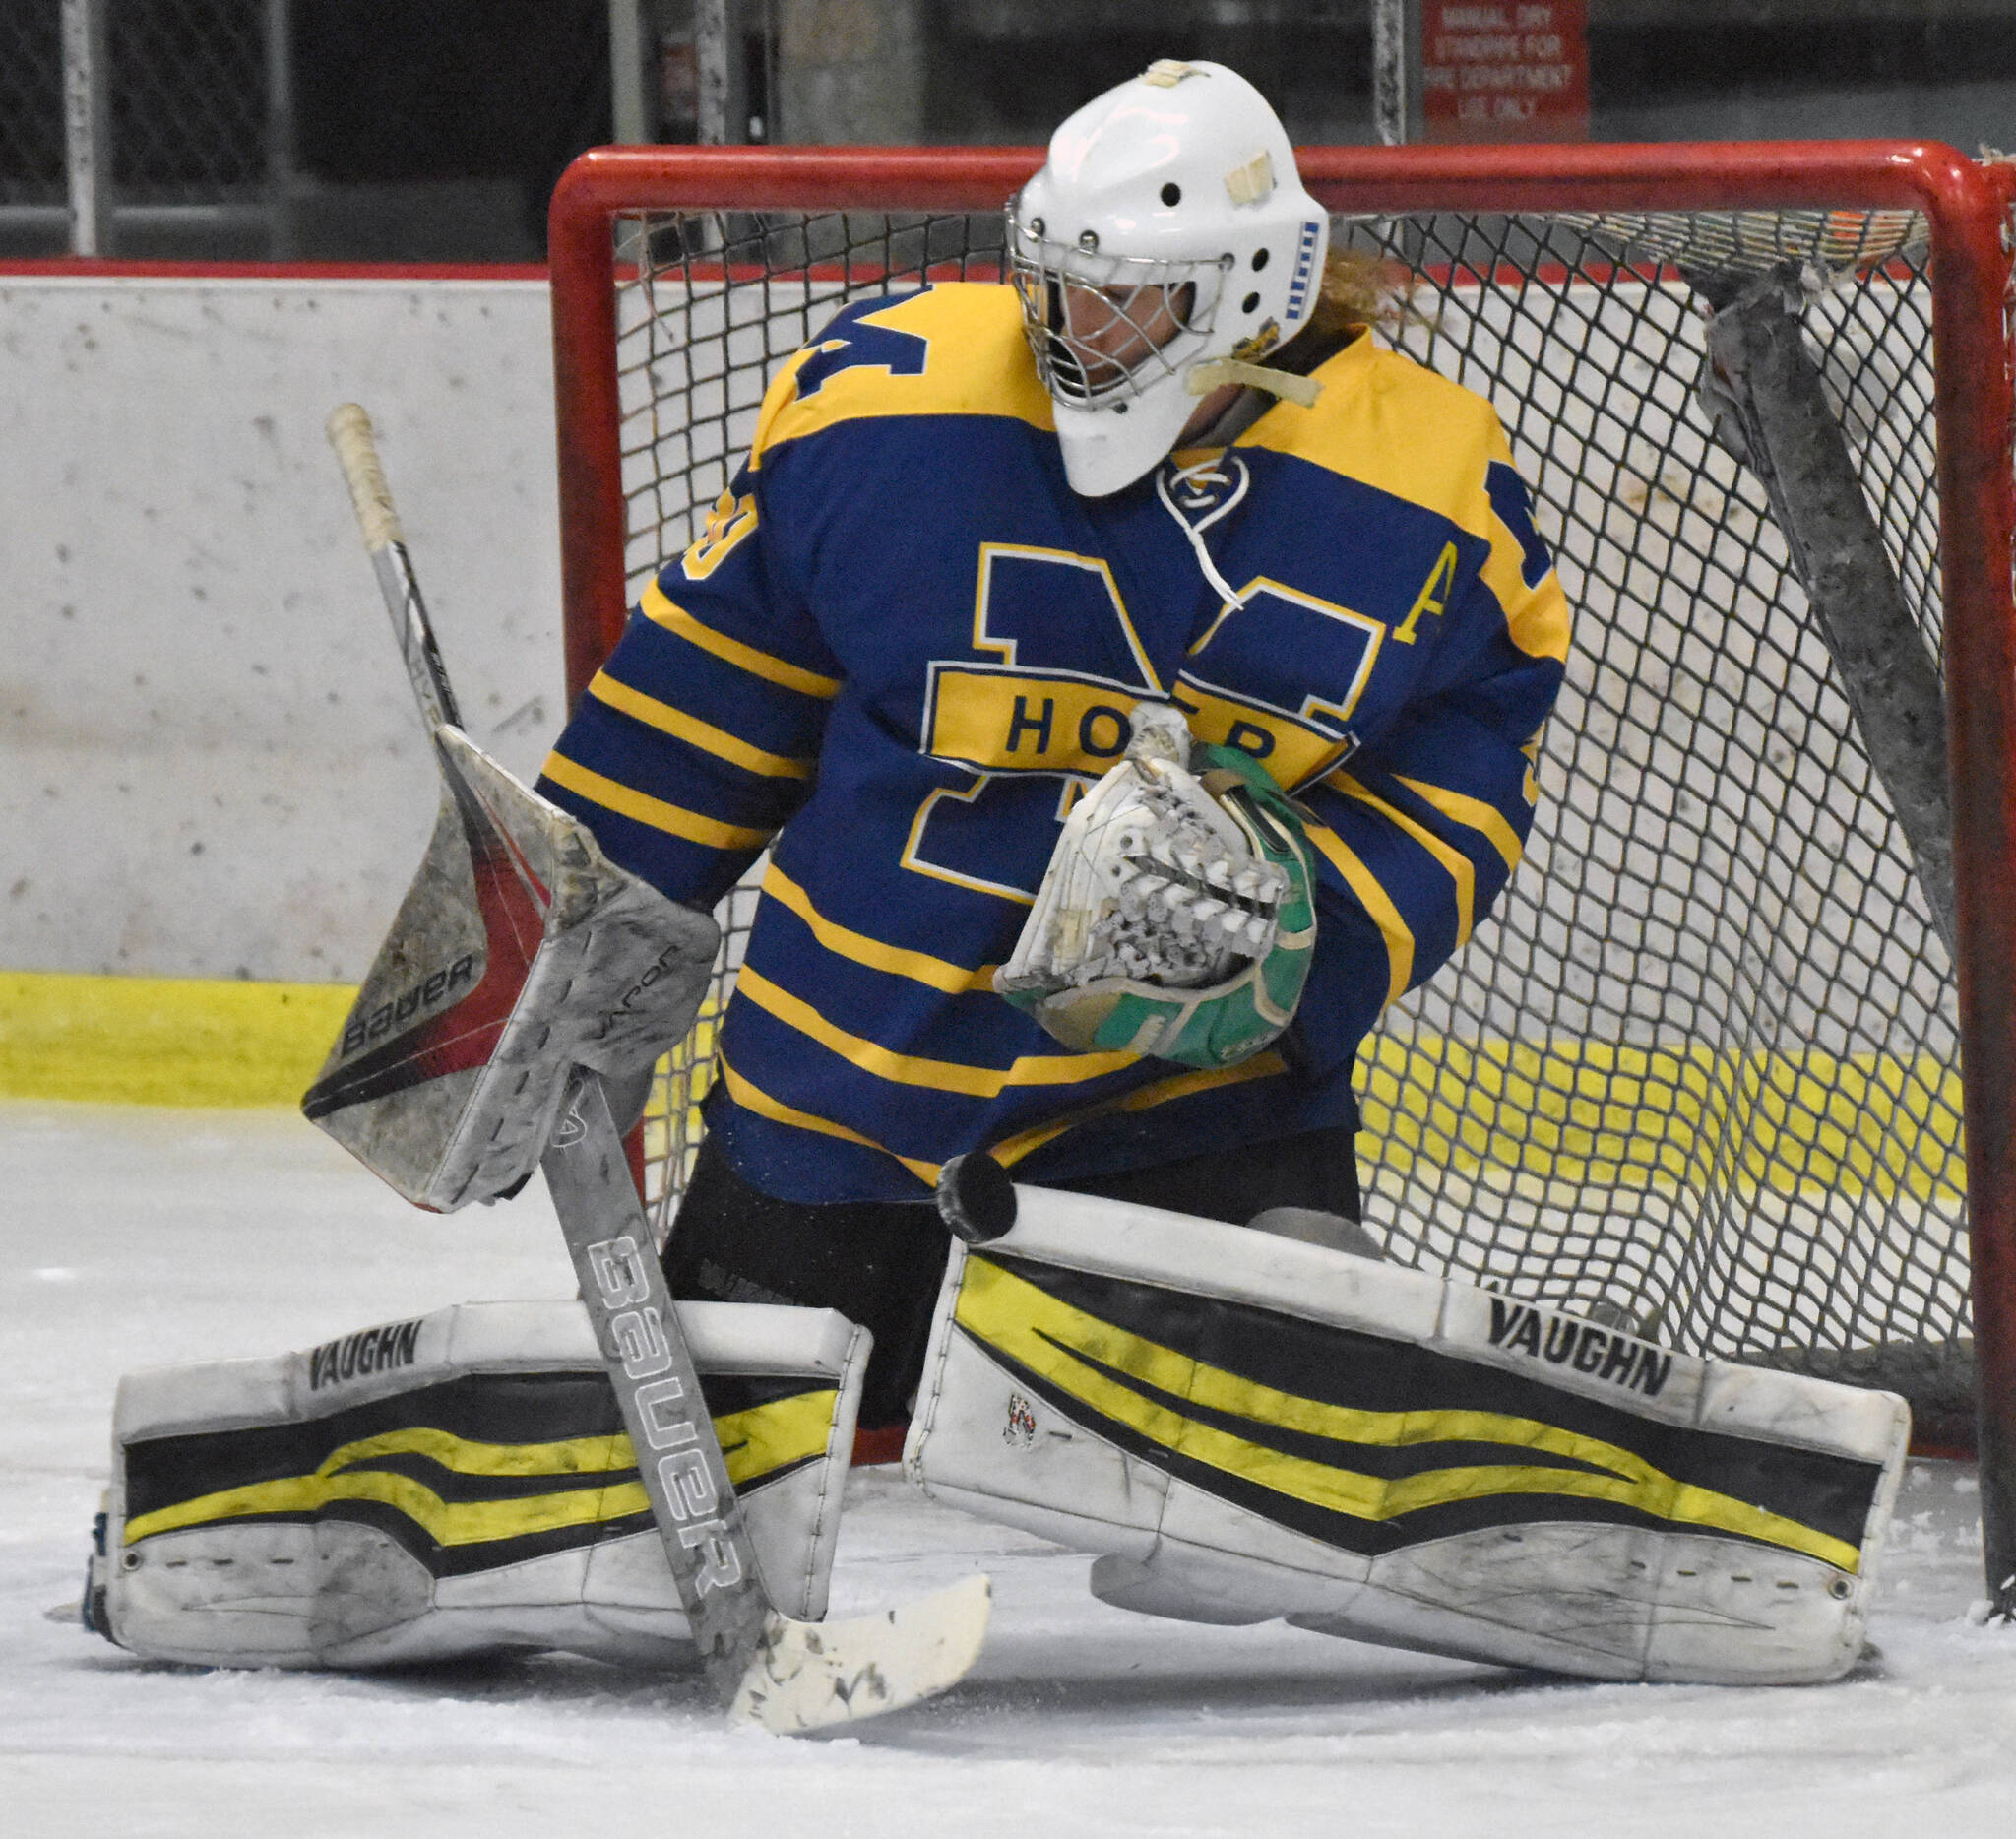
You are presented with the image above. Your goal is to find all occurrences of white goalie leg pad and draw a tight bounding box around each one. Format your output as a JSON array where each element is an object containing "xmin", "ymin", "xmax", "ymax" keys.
[
  {"xmin": 905, "ymin": 1188, "xmax": 1909, "ymax": 1685},
  {"xmin": 99, "ymin": 1300, "xmax": 865, "ymax": 1670}
]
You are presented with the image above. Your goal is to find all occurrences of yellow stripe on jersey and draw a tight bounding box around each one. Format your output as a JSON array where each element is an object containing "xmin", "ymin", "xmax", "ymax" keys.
[
  {"xmin": 1480, "ymin": 535, "xmax": 1573, "ymax": 667},
  {"xmin": 540, "ymin": 751, "xmax": 773, "ymax": 852},
  {"xmin": 1234, "ymin": 339, "xmax": 1572, "ymax": 665},
  {"xmin": 752, "ymin": 284, "xmax": 1054, "ymax": 460},
  {"xmin": 1301, "ymin": 819, "xmax": 1415, "ymax": 1007},
  {"xmin": 1111, "ymin": 1052, "xmax": 1290, "ymax": 1113},
  {"xmin": 717, "ymin": 1051, "xmax": 941, "ymax": 1184},
  {"xmin": 762, "ymin": 863, "xmax": 998, "ymax": 993},
  {"xmin": 1331, "ymin": 772, "xmax": 1479, "ymax": 947},
  {"xmin": 590, "ymin": 671, "xmax": 816, "ymax": 779},
  {"xmin": 734, "ymin": 966, "xmax": 1139, "ymax": 1096},
  {"xmin": 640, "ymin": 579, "xmax": 843, "ymax": 700},
  {"xmin": 987, "ymin": 1051, "xmax": 1290, "ymax": 1169},
  {"xmin": 987, "ymin": 1115, "xmax": 1076, "ymax": 1169},
  {"xmin": 1394, "ymin": 773, "xmax": 1526, "ymax": 871},
  {"xmin": 955, "ymin": 1255, "xmax": 1863, "ymax": 1572}
]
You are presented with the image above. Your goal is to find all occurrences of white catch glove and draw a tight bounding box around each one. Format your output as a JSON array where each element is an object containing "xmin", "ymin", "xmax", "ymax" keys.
[{"xmin": 995, "ymin": 704, "xmax": 1315, "ymax": 1068}]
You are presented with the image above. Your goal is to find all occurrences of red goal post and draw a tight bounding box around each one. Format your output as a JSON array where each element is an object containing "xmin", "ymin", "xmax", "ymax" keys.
[{"xmin": 547, "ymin": 141, "xmax": 2016, "ymax": 1614}]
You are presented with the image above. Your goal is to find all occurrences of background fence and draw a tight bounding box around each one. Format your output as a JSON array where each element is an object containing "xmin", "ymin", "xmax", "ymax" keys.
[
  {"xmin": 10, "ymin": 3, "xmax": 2016, "ymax": 266},
  {"xmin": 2, "ymin": 0, "xmax": 286, "ymax": 256}
]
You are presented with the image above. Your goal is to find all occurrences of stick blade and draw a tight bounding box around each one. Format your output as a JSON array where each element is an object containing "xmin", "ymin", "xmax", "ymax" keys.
[{"xmin": 730, "ymin": 1573, "xmax": 991, "ymax": 1735}]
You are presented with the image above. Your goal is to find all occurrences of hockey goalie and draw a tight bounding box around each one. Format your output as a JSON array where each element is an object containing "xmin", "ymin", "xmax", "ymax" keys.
[{"xmin": 87, "ymin": 60, "xmax": 1905, "ymax": 1701}]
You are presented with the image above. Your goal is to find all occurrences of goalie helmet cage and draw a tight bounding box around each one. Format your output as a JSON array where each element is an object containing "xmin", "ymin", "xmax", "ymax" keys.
[{"xmin": 546, "ymin": 141, "xmax": 2016, "ymax": 1615}]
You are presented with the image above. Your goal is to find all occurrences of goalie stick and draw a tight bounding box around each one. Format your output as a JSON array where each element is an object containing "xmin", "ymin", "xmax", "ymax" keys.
[{"xmin": 323, "ymin": 404, "xmax": 989, "ymax": 1732}]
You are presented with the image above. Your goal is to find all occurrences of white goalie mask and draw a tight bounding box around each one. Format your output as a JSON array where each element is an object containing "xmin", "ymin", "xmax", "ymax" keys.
[{"xmin": 1008, "ymin": 60, "xmax": 1330, "ymax": 497}]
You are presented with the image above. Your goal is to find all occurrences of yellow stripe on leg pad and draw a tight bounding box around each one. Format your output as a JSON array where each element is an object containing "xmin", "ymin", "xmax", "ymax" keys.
[
  {"xmin": 954, "ymin": 1254, "xmax": 1863, "ymax": 1571},
  {"xmin": 125, "ymin": 1392, "xmax": 842, "ymax": 1548}
]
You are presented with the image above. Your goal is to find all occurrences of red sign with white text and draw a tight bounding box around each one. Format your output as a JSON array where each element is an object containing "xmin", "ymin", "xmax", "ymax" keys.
[{"xmin": 1421, "ymin": 0, "xmax": 1589, "ymax": 143}]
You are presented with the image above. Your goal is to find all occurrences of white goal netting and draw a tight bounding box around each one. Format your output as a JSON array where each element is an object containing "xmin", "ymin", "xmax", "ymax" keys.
[{"xmin": 598, "ymin": 203, "xmax": 1971, "ymax": 1442}]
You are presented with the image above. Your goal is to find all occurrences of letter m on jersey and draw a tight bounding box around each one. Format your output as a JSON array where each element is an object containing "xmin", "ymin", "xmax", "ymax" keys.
[
  {"xmin": 924, "ymin": 545, "xmax": 1160, "ymax": 777},
  {"xmin": 909, "ymin": 545, "xmax": 1163, "ymax": 901}
]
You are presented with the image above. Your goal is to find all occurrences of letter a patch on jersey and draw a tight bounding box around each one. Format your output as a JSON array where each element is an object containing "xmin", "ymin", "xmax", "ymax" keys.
[{"xmin": 1394, "ymin": 541, "xmax": 1459, "ymax": 645}]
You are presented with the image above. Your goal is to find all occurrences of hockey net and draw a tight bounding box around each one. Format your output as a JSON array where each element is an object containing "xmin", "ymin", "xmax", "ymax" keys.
[{"xmin": 546, "ymin": 149, "xmax": 2016, "ymax": 1528}]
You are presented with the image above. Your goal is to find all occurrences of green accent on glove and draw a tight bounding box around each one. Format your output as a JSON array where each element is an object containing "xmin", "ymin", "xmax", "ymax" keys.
[{"xmin": 1002, "ymin": 743, "xmax": 1317, "ymax": 1070}]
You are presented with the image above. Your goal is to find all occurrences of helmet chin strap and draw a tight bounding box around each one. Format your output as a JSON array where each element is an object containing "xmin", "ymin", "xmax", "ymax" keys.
[{"xmin": 1185, "ymin": 359, "xmax": 1323, "ymax": 408}]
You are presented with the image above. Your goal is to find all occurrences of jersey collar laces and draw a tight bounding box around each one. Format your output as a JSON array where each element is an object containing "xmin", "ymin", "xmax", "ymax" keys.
[{"xmin": 1157, "ymin": 453, "xmax": 1252, "ymax": 613}]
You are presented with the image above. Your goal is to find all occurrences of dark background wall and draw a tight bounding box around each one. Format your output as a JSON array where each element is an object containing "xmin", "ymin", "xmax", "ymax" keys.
[{"xmin": 5, "ymin": 0, "xmax": 2014, "ymax": 262}]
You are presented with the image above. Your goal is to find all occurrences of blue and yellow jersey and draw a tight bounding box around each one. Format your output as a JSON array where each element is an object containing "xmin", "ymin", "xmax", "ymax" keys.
[{"xmin": 538, "ymin": 283, "xmax": 1569, "ymax": 1203}]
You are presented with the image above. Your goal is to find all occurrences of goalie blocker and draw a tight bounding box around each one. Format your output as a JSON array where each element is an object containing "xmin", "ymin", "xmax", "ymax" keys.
[
  {"xmin": 300, "ymin": 721, "xmax": 720, "ymax": 1212},
  {"xmin": 910, "ymin": 1172, "xmax": 1908, "ymax": 1684}
]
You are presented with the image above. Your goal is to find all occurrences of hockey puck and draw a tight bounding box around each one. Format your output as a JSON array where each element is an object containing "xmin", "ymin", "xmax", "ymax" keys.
[{"xmin": 936, "ymin": 1152, "xmax": 1018, "ymax": 1244}]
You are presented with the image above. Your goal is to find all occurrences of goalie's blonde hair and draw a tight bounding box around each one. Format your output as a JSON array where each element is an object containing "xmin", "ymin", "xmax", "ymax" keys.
[{"xmin": 1305, "ymin": 245, "xmax": 1410, "ymax": 340}]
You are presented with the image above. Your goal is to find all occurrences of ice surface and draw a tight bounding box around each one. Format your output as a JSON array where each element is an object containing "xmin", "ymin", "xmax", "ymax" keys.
[{"xmin": 2, "ymin": 1101, "xmax": 2011, "ymax": 1838}]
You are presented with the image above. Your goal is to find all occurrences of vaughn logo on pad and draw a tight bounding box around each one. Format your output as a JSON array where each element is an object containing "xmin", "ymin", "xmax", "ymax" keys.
[
  {"xmin": 307, "ymin": 1317, "xmax": 424, "ymax": 1391},
  {"xmin": 1486, "ymin": 1298, "xmax": 1674, "ymax": 1398}
]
